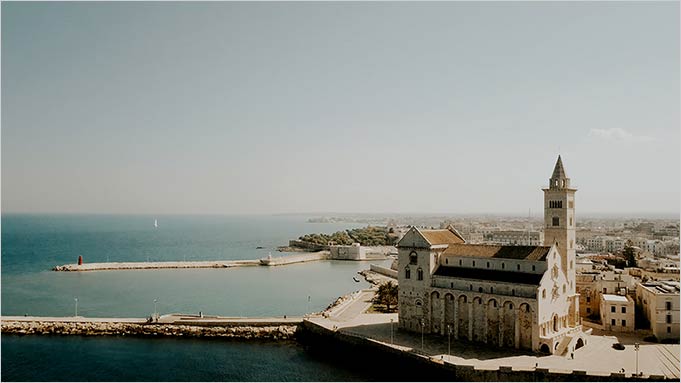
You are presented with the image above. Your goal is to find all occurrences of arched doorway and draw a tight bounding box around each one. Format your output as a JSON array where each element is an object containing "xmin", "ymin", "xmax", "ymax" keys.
[
  {"xmin": 576, "ymin": 338, "xmax": 585, "ymax": 350},
  {"xmin": 540, "ymin": 343, "xmax": 550, "ymax": 354}
]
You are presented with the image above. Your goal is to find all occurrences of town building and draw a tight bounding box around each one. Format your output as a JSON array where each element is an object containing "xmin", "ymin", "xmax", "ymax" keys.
[
  {"xmin": 396, "ymin": 156, "xmax": 585, "ymax": 355},
  {"xmin": 485, "ymin": 230, "xmax": 544, "ymax": 246},
  {"xmin": 636, "ymin": 281, "xmax": 680, "ymax": 341},
  {"xmin": 329, "ymin": 243, "xmax": 367, "ymax": 260},
  {"xmin": 576, "ymin": 268, "xmax": 636, "ymax": 319},
  {"xmin": 600, "ymin": 294, "xmax": 635, "ymax": 332}
]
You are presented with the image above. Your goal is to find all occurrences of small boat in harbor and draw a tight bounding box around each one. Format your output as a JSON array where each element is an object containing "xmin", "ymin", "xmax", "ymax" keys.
[{"xmin": 154, "ymin": 219, "xmax": 158, "ymax": 228}]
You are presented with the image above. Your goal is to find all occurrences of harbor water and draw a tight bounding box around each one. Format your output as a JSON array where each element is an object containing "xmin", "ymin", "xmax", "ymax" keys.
[{"xmin": 1, "ymin": 214, "xmax": 392, "ymax": 381}]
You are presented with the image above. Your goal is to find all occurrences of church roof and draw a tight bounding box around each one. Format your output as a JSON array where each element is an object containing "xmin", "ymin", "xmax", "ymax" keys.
[
  {"xmin": 433, "ymin": 266, "xmax": 544, "ymax": 285},
  {"xmin": 551, "ymin": 155, "xmax": 567, "ymax": 180},
  {"xmin": 441, "ymin": 244, "xmax": 551, "ymax": 261},
  {"xmin": 419, "ymin": 227, "xmax": 466, "ymax": 246}
]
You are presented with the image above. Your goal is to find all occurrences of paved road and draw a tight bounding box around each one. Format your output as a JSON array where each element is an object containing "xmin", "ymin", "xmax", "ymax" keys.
[{"xmin": 331, "ymin": 290, "xmax": 376, "ymax": 322}]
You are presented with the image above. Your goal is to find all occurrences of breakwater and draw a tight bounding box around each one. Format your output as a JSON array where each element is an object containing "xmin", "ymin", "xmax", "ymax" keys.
[
  {"xmin": 52, "ymin": 251, "xmax": 330, "ymax": 271},
  {"xmin": 1, "ymin": 318, "xmax": 299, "ymax": 340},
  {"xmin": 259, "ymin": 251, "xmax": 329, "ymax": 266}
]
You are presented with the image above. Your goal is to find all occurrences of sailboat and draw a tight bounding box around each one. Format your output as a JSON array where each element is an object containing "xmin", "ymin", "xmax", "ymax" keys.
[{"xmin": 154, "ymin": 219, "xmax": 158, "ymax": 228}]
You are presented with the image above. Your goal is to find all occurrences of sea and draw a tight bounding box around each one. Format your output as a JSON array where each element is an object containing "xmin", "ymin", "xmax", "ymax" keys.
[{"xmin": 0, "ymin": 214, "xmax": 395, "ymax": 381}]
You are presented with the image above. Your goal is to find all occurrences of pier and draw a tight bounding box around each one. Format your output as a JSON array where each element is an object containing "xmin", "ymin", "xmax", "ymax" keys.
[{"xmin": 53, "ymin": 251, "xmax": 330, "ymax": 271}]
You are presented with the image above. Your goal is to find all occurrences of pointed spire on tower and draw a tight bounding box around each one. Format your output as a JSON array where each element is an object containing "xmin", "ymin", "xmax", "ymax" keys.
[
  {"xmin": 552, "ymin": 155, "xmax": 567, "ymax": 179},
  {"xmin": 549, "ymin": 155, "xmax": 571, "ymax": 189}
]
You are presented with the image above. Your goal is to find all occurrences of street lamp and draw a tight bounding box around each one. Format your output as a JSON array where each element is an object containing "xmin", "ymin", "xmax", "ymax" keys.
[
  {"xmin": 635, "ymin": 342, "xmax": 640, "ymax": 376},
  {"xmin": 420, "ymin": 319, "xmax": 425, "ymax": 351},
  {"xmin": 447, "ymin": 325, "xmax": 452, "ymax": 356},
  {"xmin": 74, "ymin": 297, "xmax": 78, "ymax": 317},
  {"xmin": 153, "ymin": 298, "xmax": 158, "ymax": 320},
  {"xmin": 390, "ymin": 318, "xmax": 394, "ymax": 345}
]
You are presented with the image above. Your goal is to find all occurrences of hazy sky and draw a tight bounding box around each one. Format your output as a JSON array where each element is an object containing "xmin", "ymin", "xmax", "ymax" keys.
[{"xmin": 2, "ymin": 1, "xmax": 679, "ymax": 216}]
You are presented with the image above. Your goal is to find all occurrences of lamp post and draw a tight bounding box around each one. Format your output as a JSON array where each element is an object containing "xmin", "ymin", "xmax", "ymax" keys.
[
  {"xmin": 307, "ymin": 295, "xmax": 311, "ymax": 317},
  {"xmin": 420, "ymin": 319, "xmax": 425, "ymax": 352},
  {"xmin": 153, "ymin": 298, "xmax": 158, "ymax": 320},
  {"xmin": 74, "ymin": 297, "xmax": 78, "ymax": 317},
  {"xmin": 390, "ymin": 318, "xmax": 394, "ymax": 345},
  {"xmin": 447, "ymin": 324, "xmax": 452, "ymax": 356},
  {"xmin": 635, "ymin": 342, "xmax": 640, "ymax": 376}
]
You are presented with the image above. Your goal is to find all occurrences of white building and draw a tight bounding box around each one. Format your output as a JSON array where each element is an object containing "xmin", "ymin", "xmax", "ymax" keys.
[
  {"xmin": 600, "ymin": 294, "xmax": 635, "ymax": 332},
  {"xmin": 329, "ymin": 243, "xmax": 367, "ymax": 260},
  {"xmin": 396, "ymin": 156, "xmax": 585, "ymax": 355},
  {"xmin": 485, "ymin": 230, "xmax": 544, "ymax": 246},
  {"xmin": 636, "ymin": 281, "xmax": 680, "ymax": 341}
]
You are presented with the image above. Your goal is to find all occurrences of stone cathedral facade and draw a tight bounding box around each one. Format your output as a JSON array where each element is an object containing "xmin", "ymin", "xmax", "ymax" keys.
[{"xmin": 397, "ymin": 156, "xmax": 585, "ymax": 355}]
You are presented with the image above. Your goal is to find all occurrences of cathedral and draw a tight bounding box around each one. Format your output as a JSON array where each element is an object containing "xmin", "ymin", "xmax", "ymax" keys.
[{"xmin": 396, "ymin": 156, "xmax": 585, "ymax": 354}]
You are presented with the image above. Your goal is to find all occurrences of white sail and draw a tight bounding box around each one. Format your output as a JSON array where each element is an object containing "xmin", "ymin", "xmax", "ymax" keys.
[{"xmin": 154, "ymin": 219, "xmax": 158, "ymax": 228}]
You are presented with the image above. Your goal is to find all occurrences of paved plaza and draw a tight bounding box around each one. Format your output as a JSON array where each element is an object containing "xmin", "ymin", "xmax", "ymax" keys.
[{"xmin": 309, "ymin": 288, "xmax": 680, "ymax": 380}]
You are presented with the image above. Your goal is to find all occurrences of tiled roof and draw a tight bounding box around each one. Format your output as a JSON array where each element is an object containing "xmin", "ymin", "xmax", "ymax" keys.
[
  {"xmin": 442, "ymin": 244, "xmax": 551, "ymax": 261},
  {"xmin": 552, "ymin": 155, "xmax": 567, "ymax": 179},
  {"xmin": 433, "ymin": 266, "xmax": 543, "ymax": 285},
  {"xmin": 419, "ymin": 228, "xmax": 466, "ymax": 246}
]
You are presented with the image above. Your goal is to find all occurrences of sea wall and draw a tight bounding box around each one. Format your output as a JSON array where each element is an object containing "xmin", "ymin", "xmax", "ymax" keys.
[
  {"xmin": 259, "ymin": 251, "xmax": 329, "ymax": 266},
  {"xmin": 370, "ymin": 264, "xmax": 398, "ymax": 278},
  {"xmin": 1, "ymin": 321, "xmax": 299, "ymax": 340}
]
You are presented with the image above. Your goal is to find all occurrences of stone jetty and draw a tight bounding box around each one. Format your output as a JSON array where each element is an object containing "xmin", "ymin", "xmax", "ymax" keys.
[
  {"xmin": 53, "ymin": 251, "xmax": 331, "ymax": 271},
  {"xmin": 53, "ymin": 260, "xmax": 261, "ymax": 272},
  {"xmin": 1, "ymin": 315, "xmax": 300, "ymax": 340},
  {"xmin": 258, "ymin": 251, "xmax": 329, "ymax": 266}
]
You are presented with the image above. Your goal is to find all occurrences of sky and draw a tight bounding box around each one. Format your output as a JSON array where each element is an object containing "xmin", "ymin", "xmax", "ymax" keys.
[{"xmin": 2, "ymin": 1, "xmax": 679, "ymax": 216}]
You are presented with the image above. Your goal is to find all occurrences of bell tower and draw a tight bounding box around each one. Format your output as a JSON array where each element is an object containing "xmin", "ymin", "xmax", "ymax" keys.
[{"xmin": 543, "ymin": 155, "xmax": 578, "ymax": 325}]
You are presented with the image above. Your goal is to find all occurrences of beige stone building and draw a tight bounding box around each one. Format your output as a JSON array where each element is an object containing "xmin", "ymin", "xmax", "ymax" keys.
[
  {"xmin": 396, "ymin": 156, "xmax": 585, "ymax": 355},
  {"xmin": 600, "ymin": 294, "xmax": 635, "ymax": 332},
  {"xmin": 636, "ymin": 281, "xmax": 680, "ymax": 341}
]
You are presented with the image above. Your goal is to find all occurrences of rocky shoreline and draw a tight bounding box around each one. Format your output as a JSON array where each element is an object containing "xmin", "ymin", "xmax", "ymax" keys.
[{"xmin": 1, "ymin": 321, "xmax": 299, "ymax": 340}]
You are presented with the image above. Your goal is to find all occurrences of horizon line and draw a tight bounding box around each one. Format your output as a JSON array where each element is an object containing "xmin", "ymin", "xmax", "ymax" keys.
[{"xmin": 2, "ymin": 211, "xmax": 679, "ymax": 219}]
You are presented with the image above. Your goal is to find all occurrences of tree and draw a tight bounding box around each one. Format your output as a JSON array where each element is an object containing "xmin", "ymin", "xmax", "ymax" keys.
[
  {"xmin": 623, "ymin": 246, "xmax": 637, "ymax": 268},
  {"xmin": 373, "ymin": 281, "xmax": 398, "ymax": 312}
]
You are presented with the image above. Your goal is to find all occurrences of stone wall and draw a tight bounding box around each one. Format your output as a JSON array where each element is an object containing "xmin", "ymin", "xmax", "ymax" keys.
[
  {"xmin": 369, "ymin": 264, "xmax": 398, "ymax": 278},
  {"xmin": 1, "ymin": 321, "xmax": 299, "ymax": 340}
]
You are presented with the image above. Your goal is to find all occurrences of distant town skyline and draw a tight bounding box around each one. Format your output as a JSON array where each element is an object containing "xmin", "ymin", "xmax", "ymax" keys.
[{"xmin": 2, "ymin": 2, "xmax": 679, "ymax": 216}]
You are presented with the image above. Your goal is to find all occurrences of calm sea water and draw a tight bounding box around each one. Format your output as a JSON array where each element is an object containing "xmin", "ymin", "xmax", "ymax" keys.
[{"xmin": 1, "ymin": 214, "xmax": 391, "ymax": 381}]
